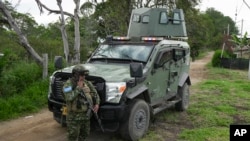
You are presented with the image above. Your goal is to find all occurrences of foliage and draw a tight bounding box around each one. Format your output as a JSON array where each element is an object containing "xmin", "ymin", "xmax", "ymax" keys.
[
  {"xmin": 0, "ymin": 53, "xmax": 49, "ymax": 121},
  {"xmin": 231, "ymin": 32, "xmax": 249, "ymax": 46},
  {"xmin": 0, "ymin": 61, "xmax": 42, "ymax": 97},
  {"xmin": 211, "ymin": 50, "xmax": 231, "ymax": 67},
  {"xmin": 0, "ymin": 79, "xmax": 48, "ymax": 121},
  {"xmin": 231, "ymin": 32, "xmax": 250, "ymax": 58},
  {"xmin": 201, "ymin": 8, "xmax": 238, "ymax": 50},
  {"xmin": 93, "ymin": 0, "xmax": 131, "ymax": 39}
]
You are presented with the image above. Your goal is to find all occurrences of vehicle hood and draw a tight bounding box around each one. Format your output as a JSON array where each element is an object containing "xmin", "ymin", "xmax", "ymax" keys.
[{"xmin": 58, "ymin": 63, "xmax": 131, "ymax": 82}]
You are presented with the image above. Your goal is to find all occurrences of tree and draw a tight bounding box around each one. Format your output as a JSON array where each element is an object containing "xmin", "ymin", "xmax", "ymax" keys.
[
  {"xmin": 204, "ymin": 8, "xmax": 238, "ymax": 49},
  {"xmin": 93, "ymin": 0, "xmax": 131, "ymax": 38},
  {"xmin": 231, "ymin": 32, "xmax": 250, "ymax": 58},
  {"xmin": 35, "ymin": 0, "xmax": 82, "ymax": 64},
  {"xmin": 0, "ymin": 0, "xmax": 43, "ymax": 66}
]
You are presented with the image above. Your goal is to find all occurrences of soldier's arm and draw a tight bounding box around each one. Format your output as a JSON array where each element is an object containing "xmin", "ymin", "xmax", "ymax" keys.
[{"xmin": 86, "ymin": 81, "xmax": 100, "ymax": 105}]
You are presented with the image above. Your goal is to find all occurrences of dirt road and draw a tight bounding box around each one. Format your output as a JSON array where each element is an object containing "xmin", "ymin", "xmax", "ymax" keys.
[{"xmin": 0, "ymin": 52, "xmax": 213, "ymax": 141}]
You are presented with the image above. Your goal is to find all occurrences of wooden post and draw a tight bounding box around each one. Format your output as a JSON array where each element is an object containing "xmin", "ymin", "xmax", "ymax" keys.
[
  {"xmin": 248, "ymin": 59, "xmax": 250, "ymax": 80},
  {"xmin": 43, "ymin": 53, "xmax": 48, "ymax": 79}
]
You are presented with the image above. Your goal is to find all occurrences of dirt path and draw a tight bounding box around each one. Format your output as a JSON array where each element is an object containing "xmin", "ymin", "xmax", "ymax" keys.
[
  {"xmin": 190, "ymin": 51, "xmax": 213, "ymax": 84},
  {"xmin": 0, "ymin": 52, "xmax": 213, "ymax": 141}
]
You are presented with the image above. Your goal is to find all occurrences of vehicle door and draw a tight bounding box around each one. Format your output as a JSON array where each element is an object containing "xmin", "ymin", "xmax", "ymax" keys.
[
  {"xmin": 146, "ymin": 48, "xmax": 173, "ymax": 103},
  {"xmin": 168, "ymin": 49, "xmax": 184, "ymax": 95}
]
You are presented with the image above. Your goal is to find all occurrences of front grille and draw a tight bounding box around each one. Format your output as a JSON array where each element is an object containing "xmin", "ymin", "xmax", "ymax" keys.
[
  {"xmin": 51, "ymin": 72, "xmax": 105, "ymax": 103},
  {"xmin": 52, "ymin": 77, "xmax": 65, "ymax": 101},
  {"xmin": 53, "ymin": 77, "xmax": 64, "ymax": 100}
]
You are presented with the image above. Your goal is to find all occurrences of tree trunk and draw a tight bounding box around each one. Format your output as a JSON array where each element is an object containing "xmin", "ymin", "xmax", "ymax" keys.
[
  {"xmin": 57, "ymin": 0, "xmax": 70, "ymax": 64},
  {"xmin": 0, "ymin": 1, "xmax": 43, "ymax": 66},
  {"xmin": 73, "ymin": 0, "xmax": 81, "ymax": 64},
  {"xmin": 42, "ymin": 54, "xmax": 48, "ymax": 79}
]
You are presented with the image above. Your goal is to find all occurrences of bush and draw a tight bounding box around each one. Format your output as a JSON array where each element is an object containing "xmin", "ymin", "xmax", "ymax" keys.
[
  {"xmin": 0, "ymin": 49, "xmax": 19, "ymax": 76},
  {"xmin": 0, "ymin": 79, "xmax": 48, "ymax": 121},
  {"xmin": 211, "ymin": 50, "xmax": 231, "ymax": 67},
  {"xmin": 0, "ymin": 61, "xmax": 42, "ymax": 97},
  {"xmin": 0, "ymin": 56, "xmax": 50, "ymax": 121}
]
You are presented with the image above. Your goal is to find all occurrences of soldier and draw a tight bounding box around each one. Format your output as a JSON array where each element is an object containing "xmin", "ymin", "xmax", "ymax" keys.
[{"xmin": 63, "ymin": 65, "xmax": 100, "ymax": 141}]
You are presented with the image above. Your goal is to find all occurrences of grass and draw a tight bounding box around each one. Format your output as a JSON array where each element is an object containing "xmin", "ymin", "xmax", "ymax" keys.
[
  {"xmin": 178, "ymin": 65, "xmax": 250, "ymax": 141},
  {"xmin": 0, "ymin": 79, "xmax": 48, "ymax": 121},
  {"xmin": 139, "ymin": 64, "xmax": 250, "ymax": 141}
]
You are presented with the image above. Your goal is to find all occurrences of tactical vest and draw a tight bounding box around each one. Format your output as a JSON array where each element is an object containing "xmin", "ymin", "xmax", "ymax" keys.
[{"xmin": 64, "ymin": 82, "xmax": 93, "ymax": 113}]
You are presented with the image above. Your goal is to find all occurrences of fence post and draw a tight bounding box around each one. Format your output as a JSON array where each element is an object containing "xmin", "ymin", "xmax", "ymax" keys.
[
  {"xmin": 43, "ymin": 53, "xmax": 48, "ymax": 79},
  {"xmin": 248, "ymin": 59, "xmax": 250, "ymax": 80}
]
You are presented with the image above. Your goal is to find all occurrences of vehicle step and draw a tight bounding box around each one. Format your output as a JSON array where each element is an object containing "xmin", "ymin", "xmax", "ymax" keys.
[{"xmin": 153, "ymin": 100, "xmax": 179, "ymax": 115}]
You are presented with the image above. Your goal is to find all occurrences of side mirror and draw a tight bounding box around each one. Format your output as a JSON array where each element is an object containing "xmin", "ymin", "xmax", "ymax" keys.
[
  {"xmin": 130, "ymin": 62, "xmax": 143, "ymax": 77},
  {"xmin": 87, "ymin": 51, "xmax": 93, "ymax": 58},
  {"xmin": 54, "ymin": 56, "xmax": 63, "ymax": 70}
]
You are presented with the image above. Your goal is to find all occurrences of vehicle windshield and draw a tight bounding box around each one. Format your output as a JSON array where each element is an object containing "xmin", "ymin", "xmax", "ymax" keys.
[{"xmin": 92, "ymin": 44, "xmax": 153, "ymax": 62}]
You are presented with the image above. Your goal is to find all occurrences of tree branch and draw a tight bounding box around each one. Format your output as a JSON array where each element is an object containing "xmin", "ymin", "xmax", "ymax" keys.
[
  {"xmin": 0, "ymin": 1, "xmax": 43, "ymax": 66},
  {"xmin": 35, "ymin": 0, "xmax": 74, "ymax": 18}
]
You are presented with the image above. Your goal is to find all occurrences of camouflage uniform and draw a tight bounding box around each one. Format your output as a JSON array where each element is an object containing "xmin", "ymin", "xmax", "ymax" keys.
[{"xmin": 63, "ymin": 67, "xmax": 100, "ymax": 141}]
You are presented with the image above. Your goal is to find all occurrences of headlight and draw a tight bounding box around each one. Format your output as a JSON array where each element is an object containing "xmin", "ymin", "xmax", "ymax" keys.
[
  {"xmin": 106, "ymin": 82, "xmax": 126, "ymax": 103},
  {"xmin": 48, "ymin": 76, "xmax": 55, "ymax": 97},
  {"xmin": 49, "ymin": 76, "xmax": 55, "ymax": 84}
]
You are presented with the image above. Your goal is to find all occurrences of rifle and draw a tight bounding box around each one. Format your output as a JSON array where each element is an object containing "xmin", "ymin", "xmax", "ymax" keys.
[{"xmin": 80, "ymin": 91, "xmax": 105, "ymax": 132}]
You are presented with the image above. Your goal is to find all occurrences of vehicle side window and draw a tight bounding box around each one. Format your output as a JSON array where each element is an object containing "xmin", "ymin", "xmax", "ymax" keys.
[
  {"xmin": 159, "ymin": 12, "xmax": 168, "ymax": 24},
  {"xmin": 132, "ymin": 14, "xmax": 140, "ymax": 22},
  {"xmin": 158, "ymin": 50, "xmax": 172, "ymax": 66},
  {"xmin": 173, "ymin": 49, "xmax": 185, "ymax": 61},
  {"xmin": 173, "ymin": 12, "xmax": 181, "ymax": 24},
  {"xmin": 142, "ymin": 15, "xmax": 149, "ymax": 23}
]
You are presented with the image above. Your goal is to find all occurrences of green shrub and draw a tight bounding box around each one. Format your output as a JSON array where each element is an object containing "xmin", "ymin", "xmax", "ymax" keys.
[
  {"xmin": 0, "ymin": 61, "xmax": 42, "ymax": 97},
  {"xmin": 0, "ymin": 49, "xmax": 19, "ymax": 76},
  {"xmin": 211, "ymin": 50, "xmax": 230, "ymax": 67},
  {"xmin": 0, "ymin": 79, "xmax": 48, "ymax": 121}
]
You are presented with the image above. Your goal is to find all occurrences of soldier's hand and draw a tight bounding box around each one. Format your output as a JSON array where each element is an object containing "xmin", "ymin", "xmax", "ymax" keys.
[
  {"xmin": 77, "ymin": 80, "xmax": 84, "ymax": 89},
  {"xmin": 93, "ymin": 104, "xmax": 99, "ymax": 113}
]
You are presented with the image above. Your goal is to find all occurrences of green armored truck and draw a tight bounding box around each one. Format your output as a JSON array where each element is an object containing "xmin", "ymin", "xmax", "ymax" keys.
[{"xmin": 48, "ymin": 7, "xmax": 191, "ymax": 141}]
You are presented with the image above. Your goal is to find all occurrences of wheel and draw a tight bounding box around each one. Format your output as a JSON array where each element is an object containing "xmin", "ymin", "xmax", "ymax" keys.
[
  {"xmin": 120, "ymin": 99, "xmax": 150, "ymax": 141},
  {"xmin": 175, "ymin": 83, "xmax": 190, "ymax": 111}
]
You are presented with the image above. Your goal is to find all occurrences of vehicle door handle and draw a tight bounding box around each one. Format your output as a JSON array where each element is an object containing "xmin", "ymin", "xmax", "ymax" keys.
[{"xmin": 171, "ymin": 71, "xmax": 178, "ymax": 76}]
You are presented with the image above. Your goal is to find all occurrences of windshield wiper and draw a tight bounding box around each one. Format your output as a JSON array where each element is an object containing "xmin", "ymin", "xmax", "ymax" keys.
[
  {"xmin": 91, "ymin": 53, "xmax": 109, "ymax": 63},
  {"xmin": 92, "ymin": 53, "xmax": 109, "ymax": 58},
  {"xmin": 121, "ymin": 53, "xmax": 134, "ymax": 62},
  {"xmin": 121, "ymin": 53, "xmax": 144, "ymax": 63}
]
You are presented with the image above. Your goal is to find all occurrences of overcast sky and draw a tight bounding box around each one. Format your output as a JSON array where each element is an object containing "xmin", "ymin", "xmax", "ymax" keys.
[
  {"xmin": 10, "ymin": 0, "xmax": 250, "ymax": 35},
  {"xmin": 197, "ymin": 0, "xmax": 250, "ymax": 35}
]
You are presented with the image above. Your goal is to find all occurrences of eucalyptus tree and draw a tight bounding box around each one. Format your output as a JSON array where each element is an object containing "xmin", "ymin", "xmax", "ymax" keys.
[
  {"xmin": 0, "ymin": 0, "xmax": 43, "ymax": 66},
  {"xmin": 35, "ymin": 0, "xmax": 82, "ymax": 64}
]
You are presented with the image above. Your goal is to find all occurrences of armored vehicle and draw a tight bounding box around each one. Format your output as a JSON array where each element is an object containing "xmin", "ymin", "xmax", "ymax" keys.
[{"xmin": 48, "ymin": 7, "xmax": 191, "ymax": 141}]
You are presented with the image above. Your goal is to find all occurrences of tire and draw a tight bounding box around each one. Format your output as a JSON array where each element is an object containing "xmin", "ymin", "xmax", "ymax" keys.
[
  {"xmin": 175, "ymin": 83, "xmax": 190, "ymax": 111},
  {"xmin": 120, "ymin": 99, "xmax": 150, "ymax": 141}
]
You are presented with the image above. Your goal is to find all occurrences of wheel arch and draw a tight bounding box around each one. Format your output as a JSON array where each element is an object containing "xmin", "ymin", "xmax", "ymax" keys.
[
  {"xmin": 126, "ymin": 85, "xmax": 151, "ymax": 104},
  {"xmin": 178, "ymin": 72, "xmax": 191, "ymax": 87}
]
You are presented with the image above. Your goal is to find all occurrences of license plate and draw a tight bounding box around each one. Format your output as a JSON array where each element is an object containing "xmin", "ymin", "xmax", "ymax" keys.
[{"xmin": 62, "ymin": 106, "xmax": 67, "ymax": 115}]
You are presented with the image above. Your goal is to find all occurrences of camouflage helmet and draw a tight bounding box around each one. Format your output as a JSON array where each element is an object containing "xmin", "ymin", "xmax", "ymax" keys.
[{"xmin": 72, "ymin": 65, "xmax": 89, "ymax": 76}]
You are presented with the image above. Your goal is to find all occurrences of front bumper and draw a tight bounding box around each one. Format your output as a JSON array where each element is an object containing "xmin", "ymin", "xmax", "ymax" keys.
[
  {"xmin": 48, "ymin": 96, "xmax": 127, "ymax": 131},
  {"xmin": 99, "ymin": 103, "xmax": 127, "ymax": 122},
  {"xmin": 48, "ymin": 97, "xmax": 66, "ymax": 126}
]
